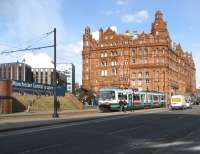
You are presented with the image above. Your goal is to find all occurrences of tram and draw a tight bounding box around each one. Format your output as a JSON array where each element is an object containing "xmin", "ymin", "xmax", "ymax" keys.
[{"xmin": 98, "ymin": 87, "xmax": 166, "ymax": 112}]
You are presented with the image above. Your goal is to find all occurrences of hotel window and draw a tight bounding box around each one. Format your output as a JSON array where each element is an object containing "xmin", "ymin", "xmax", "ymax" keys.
[
  {"xmin": 146, "ymin": 72, "xmax": 149, "ymax": 78},
  {"xmin": 155, "ymin": 48, "xmax": 159, "ymax": 55},
  {"xmin": 111, "ymin": 60, "xmax": 117, "ymax": 66},
  {"xmin": 115, "ymin": 51, "xmax": 118, "ymax": 56},
  {"xmin": 111, "ymin": 51, "xmax": 113, "ymax": 56},
  {"xmin": 138, "ymin": 79, "xmax": 142, "ymax": 85},
  {"xmin": 124, "ymin": 60, "xmax": 128, "ymax": 65},
  {"xmin": 101, "ymin": 70, "xmax": 108, "ymax": 76},
  {"xmin": 132, "ymin": 49, "xmax": 136, "ymax": 56},
  {"xmin": 100, "ymin": 52, "xmax": 104, "ymax": 57},
  {"xmin": 144, "ymin": 57, "xmax": 148, "ymax": 64},
  {"xmin": 132, "ymin": 79, "xmax": 136, "ymax": 86},
  {"xmin": 132, "ymin": 72, "xmax": 136, "ymax": 78},
  {"xmin": 111, "ymin": 68, "xmax": 117, "ymax": 76},
  {"xmin": 104, "ymin": 52, "xmax": 107, "ymax": 57},
  {"xmin": 104, "ymin": 70, "xmax": 108, "ymax": 76},
  {"xmin": 146, "ymin": 79, "xmax": 150, "ymax": 84},
  {"xmin": 132, "ymin": 58, "xmax": 135, "ymax": 64},
  {"xmin": 138, "ymin": 72, "xmax": 142, "ymax": 78},
  {"xmin": 101, "ymin": 61, "xmax": 107, "ymax": 67},
  {"xmin": 144, "ymin": 48, "xmax": 148, "ymax": 55}
]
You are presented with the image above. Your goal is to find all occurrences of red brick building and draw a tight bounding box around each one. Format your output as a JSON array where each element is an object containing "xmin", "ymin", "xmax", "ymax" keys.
[{"xmin": 82, "ymin": 10, "xmax": 196, "ymax": 97}]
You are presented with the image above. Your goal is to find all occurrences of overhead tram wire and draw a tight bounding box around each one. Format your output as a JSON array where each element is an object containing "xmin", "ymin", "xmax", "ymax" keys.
[
  {"xmin": 23, "ymin": 30, "xmax": 54, "ymax": 45},
  {"xmin": 0, "ymin": 30, "xmax": 54, "ymax": 55},
  {"xmin": 0, "ymin": 45, "xmax": 54, "ymax": 55},
  {"xmin": 0, "ymin": 31, "xmax": 54, "ymax": 54}
]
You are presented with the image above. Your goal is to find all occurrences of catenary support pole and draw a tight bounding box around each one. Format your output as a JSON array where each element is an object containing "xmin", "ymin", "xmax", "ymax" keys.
[{"xmin": 52, "ymin": 28, "xmax": 59, "ymax": 118}]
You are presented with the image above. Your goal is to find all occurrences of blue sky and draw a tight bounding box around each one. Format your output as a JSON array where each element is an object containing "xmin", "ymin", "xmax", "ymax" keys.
[{"xmin": 0, "ymin": 0, "xmax": 200, "ymax": 87}]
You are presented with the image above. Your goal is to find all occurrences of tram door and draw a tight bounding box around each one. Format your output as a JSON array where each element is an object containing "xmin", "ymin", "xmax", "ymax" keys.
[
  {"xmin": 140, "ymin": 94, "xmax": 145, "ymax": 106},
  {"xmin": 128, "ymin": 94, "xmax": 132, "ymax": 107}
]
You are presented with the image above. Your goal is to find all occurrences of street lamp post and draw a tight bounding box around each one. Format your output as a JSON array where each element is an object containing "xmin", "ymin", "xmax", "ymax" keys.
[{"xmin": 52, "ymin": 28, "xmax": 59, "ymax": 118}]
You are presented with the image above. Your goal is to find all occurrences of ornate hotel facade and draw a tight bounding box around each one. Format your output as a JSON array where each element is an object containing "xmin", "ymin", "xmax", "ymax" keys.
[{"xmin": 82, "ymin": 10, "xmax": 196, "ymax": 96}]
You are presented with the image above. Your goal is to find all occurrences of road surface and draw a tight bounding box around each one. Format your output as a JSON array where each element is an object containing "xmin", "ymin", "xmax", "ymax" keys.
[{"xmin": 1, "ymin": 107, "xmax": 200, "ymax": 154}]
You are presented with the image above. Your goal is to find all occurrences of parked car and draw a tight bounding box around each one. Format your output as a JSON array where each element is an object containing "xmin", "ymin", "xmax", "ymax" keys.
[{"xmin": 186, "ymin": 100, "xmax": 192, "ymax": 109}]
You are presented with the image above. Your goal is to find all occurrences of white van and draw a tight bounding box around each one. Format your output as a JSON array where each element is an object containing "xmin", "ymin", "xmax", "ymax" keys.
[{"xmin": 170, "ymin": 95, "xmax": 187, "ymax": 110}]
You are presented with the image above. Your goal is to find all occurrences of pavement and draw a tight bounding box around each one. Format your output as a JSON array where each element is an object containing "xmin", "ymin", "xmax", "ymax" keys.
[{"xmin": 0, "ymin": 107, "xmax": 167, "ymax": 132}]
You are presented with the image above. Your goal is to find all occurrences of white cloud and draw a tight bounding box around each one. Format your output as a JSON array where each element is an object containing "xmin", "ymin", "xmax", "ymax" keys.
[
  {"xmin": 121, "ymin": 10, "xmax": 149, "ymax": 23},
  {"xmin": 91, "ymin": 26, "xmax": 117, "ymax": 41},
  {"xmin": 92, "ymin": 31, "xmax": 100, "ymax": 40},
  {"xmin": 110, "ymin": 26, "xmax": 118, "ymax": 32},
  {"xmin": 21, "ymin": 53, "xmax": 53, "ymax": 68},
  {"xmin": 101, "ymin": 10, "xmax": 120, "ymax": 16},
  {"xmin": 0, "ymin": 0, "xmax": 67, "ymax": 45},
  {"xmin": 117, "ymin": 0, "xmax": 129, "ymax": 5}
]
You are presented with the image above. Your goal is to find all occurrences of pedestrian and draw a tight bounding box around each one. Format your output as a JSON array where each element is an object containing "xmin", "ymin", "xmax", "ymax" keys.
[
  {"xmin": 123, "ymin": 100, "xmax": 128, "ymax": 112},
  {"xmin": 119, "ymin": 99, "xmax": 124, "ymax": 111},
  {"xmin": 26, "ymin": 100, "xmax": 32, "ymax": 112}
]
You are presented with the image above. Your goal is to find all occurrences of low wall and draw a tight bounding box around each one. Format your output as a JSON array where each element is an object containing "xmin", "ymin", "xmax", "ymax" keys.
[
  {"xmin": 0, "ymin": 80, "xmax": 12, "ymax": 114},
  {"xmin": 13, "ymin": 95, "xmax": 81, "ymax": 112}
]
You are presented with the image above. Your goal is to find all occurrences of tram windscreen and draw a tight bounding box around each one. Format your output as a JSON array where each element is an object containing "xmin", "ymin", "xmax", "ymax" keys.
[{"xmin": 99, "ymin": 91, "xmax": 115, "ymax": 100}]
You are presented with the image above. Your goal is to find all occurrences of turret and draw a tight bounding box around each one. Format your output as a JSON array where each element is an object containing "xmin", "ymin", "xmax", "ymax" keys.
[
  {"xmin": 83, "ymin": 26, "xmax": 92, "ymax": 49},
  {"xmin": 151, "ymin": 10, "xmax": 170, "ymax": 41},
  {"xmin": 82, "ymin": 26, "xmax": 93, "ymax": 90},
  {"xmin": 175, "ymin": 43, "xmax": 183, "ymax": 56},
  {"xmin": 99, "ymin": 28, "xmax": 103, "ymax": 40}
]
